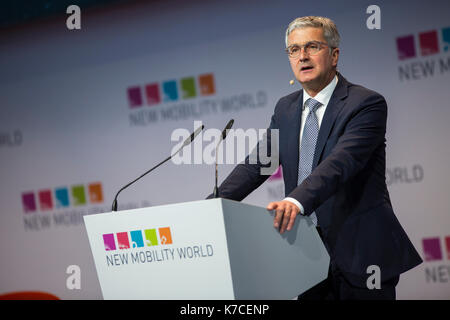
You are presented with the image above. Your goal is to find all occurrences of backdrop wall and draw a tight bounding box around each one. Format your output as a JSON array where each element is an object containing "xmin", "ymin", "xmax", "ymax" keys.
[{"xmin": 1, "ymin": 0, "xmax": 449, "ymax": 299}]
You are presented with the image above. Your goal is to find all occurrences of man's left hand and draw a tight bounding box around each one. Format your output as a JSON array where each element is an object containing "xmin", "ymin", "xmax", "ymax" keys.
[{"xmin": 267, "ymin": 200, "xmax": 300, "ymax": 234}]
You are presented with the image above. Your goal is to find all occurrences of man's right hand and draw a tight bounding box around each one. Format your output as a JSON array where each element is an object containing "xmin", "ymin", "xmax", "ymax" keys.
[{"xmin": 267, "ymin": 200, "xmax": 300, "ymax": 234}]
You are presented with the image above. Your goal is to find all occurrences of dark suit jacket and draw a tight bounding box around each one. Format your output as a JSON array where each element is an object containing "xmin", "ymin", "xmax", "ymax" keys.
[{"xmin": 213, "ymin": 73, "xmax": 422, "ymax": 287}]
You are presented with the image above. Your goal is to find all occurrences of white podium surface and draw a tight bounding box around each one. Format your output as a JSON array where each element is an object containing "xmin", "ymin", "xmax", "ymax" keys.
[{"xmin": 83, "ymin": 198, "xmax": 329, "ymax": 300}]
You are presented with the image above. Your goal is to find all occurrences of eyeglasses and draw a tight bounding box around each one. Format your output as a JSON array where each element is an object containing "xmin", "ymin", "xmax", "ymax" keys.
[{"xmin": 285, "ymin": 41, "xmax": 331, "ymax": 58}]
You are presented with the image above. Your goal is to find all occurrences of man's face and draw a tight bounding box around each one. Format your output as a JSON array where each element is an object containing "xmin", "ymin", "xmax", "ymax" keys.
[{"xmin": 287, "ymin": 27, "xmax": 339, "ymax": 94}]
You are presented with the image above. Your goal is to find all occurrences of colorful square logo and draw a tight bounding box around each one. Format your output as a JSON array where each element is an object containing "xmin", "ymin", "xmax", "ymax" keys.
[
  {"xmin": 103, "ymin": 233, "xmax": 116, "ymax": 251},
  {"xmin": 88, "ymin": 182, "xmax": 103, "ymax": 204},
  {"xmin": 268, "ymin": 166, "xmax": 283, "ymax": 181},
  {"xmin": 441, "ymin": 27, "xmax": 450, "ymax": 52},
  {"xmin": 180, "ymin": 77, "xmax": 197, "ymax": 99},
  {"xmin": 130, "ymin": 230, "xmax": 144, "ymax": 248},
  {"xmin": 159, "ymin": 227, "xmax": 173, "ymax": 245},
  {"xmin": 117, "ymin": 232, "xmax": 130, "ymax": 250},
  {"xmin": 71, "ymin": 185, "xmax": 86, "ymax": 206},
  {"xmin": 145, "ymin": 83, "xmax": 161, "ymax": 106},
  {"xmin": 396, "ymin": 35, "xmax": 416, "ymax": 60},
  {"xmin": 419, "ymin": 30, "xmax": 439, "ymax": 56},
  {"xmin": 422, "ymin": 237, "xmax": 442, "ymax": 261},
  {"xmin": 445, "ymin": 236, "xmax": 450, "ymax": 260},
  {"xmin": 144, "ymin": 229, "xmax": 158, "ymax": 246},
  {"xmin": 162, "ymin": 80, "xmax": 179, "ymax": 102},
  {"xmin": 128, "ymin": 86, "xmax": 143, "ymax": 109},
  {"xmin": 38, "ymin": 189, "xmax": 53, "ymax": 211},
  {"xmin": 54, "ymin": 187, "xmax": 70, "ymax": 208},
  {"xmin": 198, "ymin": 73, "xmax": 215, "ymax": 95},
  {"xmin": 22, "ymin": 192, "xmax": 36, "ymax": 213}
]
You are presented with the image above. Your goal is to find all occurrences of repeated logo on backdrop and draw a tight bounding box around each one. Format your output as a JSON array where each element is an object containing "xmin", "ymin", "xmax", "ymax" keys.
[
  {"xmin": 126, "ymin": 72, "xmax": 268, "ymax": 126},
  {"xmin": 396, "ymin": 26, "xmax": 450, "ymax": 81},
  {"xmin": 127, "ymin": 73, "xmax": 215, "ymax": 108},
  {"xmin": 22, "ymin": 182, "xmax": 103, "ymax": 213},
  {"xmin": 421, "ymin": 236, "xmax": 450, "ymax": 284},
  {"xmin": 422, "ymin": 236, "xmax": 450, "ymax": 262},
  {"xmin": 397, "ymin": 27, "xmax": 450, "ymax": 60},
  {"xmin": 21, "ymin": 182, "xmax": 106, "ymax": 231},
  {"xmin": 386, "ymin": 164, "xmax": 424, "ymax": 186}
]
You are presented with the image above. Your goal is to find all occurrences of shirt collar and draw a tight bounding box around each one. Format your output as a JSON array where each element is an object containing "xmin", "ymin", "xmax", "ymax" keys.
[{"xmin": 302, "ymin": 74, "xmax": 338, "ymax": 110}]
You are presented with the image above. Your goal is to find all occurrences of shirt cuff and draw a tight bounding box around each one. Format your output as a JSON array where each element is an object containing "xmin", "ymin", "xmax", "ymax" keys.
[{"xmin": 283, "ymin": 197, "xmax": 305, "ymax": 215}]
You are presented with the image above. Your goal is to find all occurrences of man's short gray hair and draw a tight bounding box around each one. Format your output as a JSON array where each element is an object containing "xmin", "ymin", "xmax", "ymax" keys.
[{"xmin": 285, "ymin": 16, "xmax": 340, "ymax": 48}]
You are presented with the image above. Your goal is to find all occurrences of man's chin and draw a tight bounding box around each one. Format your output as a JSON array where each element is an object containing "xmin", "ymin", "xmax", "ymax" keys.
[{"xmin": 297, "ymin": 77, "xmax": 317, "ymax": 87}]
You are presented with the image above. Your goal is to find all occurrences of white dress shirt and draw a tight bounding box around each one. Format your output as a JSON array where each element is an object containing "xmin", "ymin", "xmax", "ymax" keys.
[{"xmin": 284, "ymin": 75, "xmax": 338, "ymax": 221}]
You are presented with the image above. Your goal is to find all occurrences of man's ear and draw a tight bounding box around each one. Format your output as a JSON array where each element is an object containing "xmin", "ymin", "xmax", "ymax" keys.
[{"xmin": 332, "ymin": 47, "xmax": 340, "ymax": 67}]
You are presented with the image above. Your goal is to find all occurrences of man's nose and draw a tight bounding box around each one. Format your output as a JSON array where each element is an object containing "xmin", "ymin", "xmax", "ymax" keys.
[{"xmin": 299, "ymin": 48, "xmax": 309, "ymax": 61}]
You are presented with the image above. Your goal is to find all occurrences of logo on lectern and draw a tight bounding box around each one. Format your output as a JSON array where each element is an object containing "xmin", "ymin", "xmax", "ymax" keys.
[
  {"xmin": 103, "ymin": 226, "xmax": 215, "ymax": 267},
  {"xmin": 103, "ymin": 227, "xmax": 173, "ymax": 251}
]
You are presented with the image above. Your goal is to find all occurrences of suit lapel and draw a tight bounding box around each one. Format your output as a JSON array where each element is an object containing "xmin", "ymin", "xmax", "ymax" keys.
[
  {"xmin": 312, "ymin": 73, "xmax": 349, "ymax": 169},
  {"xmin": 285, "ymin": 91, "xmax": 303, "ymax": 186}
]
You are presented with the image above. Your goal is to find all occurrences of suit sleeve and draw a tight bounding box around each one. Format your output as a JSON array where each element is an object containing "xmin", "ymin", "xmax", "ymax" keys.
[{"xmin": 287, "ymin": 92, "xmax": 388, "ymax": 215}]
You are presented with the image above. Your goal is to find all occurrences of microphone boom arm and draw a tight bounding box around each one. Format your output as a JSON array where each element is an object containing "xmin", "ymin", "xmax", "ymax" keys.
[
  {"xmin": 111, "ymin": 155, "xmax": 171, "ymax": 211},
  {"xmin": 213, "ymin": 119, "xmax": 234, "ymax": 198},
  {"xmin": 111, "ymin": 124, "xmax": 204, "ymax": 211}
]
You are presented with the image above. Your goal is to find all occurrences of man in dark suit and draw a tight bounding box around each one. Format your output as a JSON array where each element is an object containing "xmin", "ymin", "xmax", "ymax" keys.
[{"xmin": 211, "ymin": 16, "xmax": 422, "ymax": 299}]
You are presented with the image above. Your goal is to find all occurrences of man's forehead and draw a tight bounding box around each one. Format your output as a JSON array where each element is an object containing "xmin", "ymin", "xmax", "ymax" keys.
[
  {"xmin": 288, "ymin": 27, "xmax": 324, "ymax": 43},
  {"xmin": 287, "ymin": 40, "xmax": 321, "ymax": 47}
]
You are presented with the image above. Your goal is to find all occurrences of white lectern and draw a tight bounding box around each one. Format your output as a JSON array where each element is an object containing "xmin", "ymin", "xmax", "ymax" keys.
[{"xmin": 83, "ymin": 198, "xmax": 329, "ymax": 300}]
